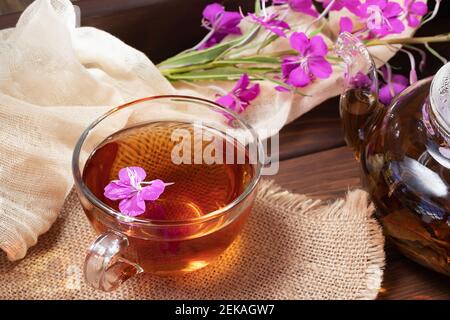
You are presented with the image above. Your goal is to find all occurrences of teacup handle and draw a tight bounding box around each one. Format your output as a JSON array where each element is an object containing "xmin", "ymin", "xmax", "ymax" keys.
[{"xmin": 84, "ymin": 231, "xmax": 143, "ymax": 291}]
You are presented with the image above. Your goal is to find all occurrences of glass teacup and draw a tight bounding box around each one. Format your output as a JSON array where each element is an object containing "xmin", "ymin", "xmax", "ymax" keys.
[{"xmin": 72, "ymin": 95, "xmax": 263, "ymax": 291}]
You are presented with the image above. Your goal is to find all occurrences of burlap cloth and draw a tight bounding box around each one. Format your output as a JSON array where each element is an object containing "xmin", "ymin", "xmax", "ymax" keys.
[{"xmin": 0, "ymin": 180, "xmax": 384, "ymax": 300}]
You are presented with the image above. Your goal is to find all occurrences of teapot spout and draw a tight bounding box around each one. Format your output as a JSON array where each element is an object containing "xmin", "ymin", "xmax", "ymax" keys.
[{"xmin": 335, "ymin": 32, "xmax": 382, "ymax": 156}]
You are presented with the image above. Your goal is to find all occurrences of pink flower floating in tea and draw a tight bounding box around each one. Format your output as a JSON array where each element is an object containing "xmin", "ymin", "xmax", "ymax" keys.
[{"xmin": 104, "ymin": 166, "xmax": 172, "ymax": 216}]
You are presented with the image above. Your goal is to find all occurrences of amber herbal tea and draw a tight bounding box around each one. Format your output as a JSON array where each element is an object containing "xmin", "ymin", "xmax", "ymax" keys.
[{"xmin": 82, "ymin": 121, "xmax": 256, "ymax": 274}]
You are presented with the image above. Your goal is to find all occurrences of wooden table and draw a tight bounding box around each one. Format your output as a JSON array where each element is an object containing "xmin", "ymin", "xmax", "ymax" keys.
[{"xmin": 1, "ymin": 0, "xmax": 450, "ymax": 300}]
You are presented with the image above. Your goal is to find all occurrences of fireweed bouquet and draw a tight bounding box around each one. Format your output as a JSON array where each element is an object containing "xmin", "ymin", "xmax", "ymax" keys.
[{"xmin": 158, "ymin": 0, "xmax": 449, "ymax": 132}]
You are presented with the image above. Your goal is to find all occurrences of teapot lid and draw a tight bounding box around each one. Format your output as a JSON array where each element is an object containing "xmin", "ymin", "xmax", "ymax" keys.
[{"xmin": 430, "ymin": 62, "xmax": 450, "ymax": 133}]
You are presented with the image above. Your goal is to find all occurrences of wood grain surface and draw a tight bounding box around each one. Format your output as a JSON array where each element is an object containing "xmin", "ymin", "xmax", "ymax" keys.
[
  {"xmin": 1, "ymin": 0, "xmax": 450, "ymax": 300},
  {"xmin": 0, "ymin": 0, "xmax": 33, "ymax": 15}
]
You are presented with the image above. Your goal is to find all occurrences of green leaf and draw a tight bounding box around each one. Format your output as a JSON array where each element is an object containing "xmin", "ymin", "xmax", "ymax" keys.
[
  {"xmin": 158, "ymin": 25, "xmax": 260, "ymax": 70},
  {"xmin": 257, "ymin": 34, "xmax": 279, "ymax": 53},
  {"xmin": 308, "ymin": 28, "xmax": 322, "ymax": 37},
  {"xmin": 307, "ymin": 21, "xmax": 326, "ymax": 37},
  {"xmin": 223, "ymin": 56, "xmax": 281, "ymax": 64},
  {"xmin": 214, "ymin": 25, "xmax": 261, "ymax": 60},
  {"xmin": 158, "ymin": 39, "xmax": 243, "ymax": 70},
  {"xmin": 167, "ymin": 67, "xmax": 245, "ymax": 81},
  {"xmin": 424, "ymin": 42, "xmax": 448, "ymax": 64}
]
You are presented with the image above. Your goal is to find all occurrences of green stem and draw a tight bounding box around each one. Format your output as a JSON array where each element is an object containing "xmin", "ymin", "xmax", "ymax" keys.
[
  {"xmin": 160, "ymin": 57, "xmax": 281, "ymax": 76},
  {"xmin": 365, "ymin": 33, "xmax": 450, "ymax": 46},
  {"xmin": 161, "ymin": 63, "xmax": 217, "ymax": 75},
  {"xmin": 261, "ymin": 50, "xmax": 297, "ymax": 57},
  {"xmin": 424, "ymin": 42, "xmax": 448, "ymax": 64}
]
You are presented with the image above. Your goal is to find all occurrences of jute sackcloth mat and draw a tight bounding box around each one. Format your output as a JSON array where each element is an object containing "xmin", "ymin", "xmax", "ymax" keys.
[{"xmin": 0, "ymin": 180, "xmax": 384, "ymax": 299}]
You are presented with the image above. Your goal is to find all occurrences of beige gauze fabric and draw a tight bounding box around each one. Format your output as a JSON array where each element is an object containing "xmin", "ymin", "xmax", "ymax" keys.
[
  {"xmin": 0, "ymin": 181, "xmax": 384, "ymax": 300},
  {"xmin": 0, "ymin": 0, "xmax": 414, "ymax": 264}
]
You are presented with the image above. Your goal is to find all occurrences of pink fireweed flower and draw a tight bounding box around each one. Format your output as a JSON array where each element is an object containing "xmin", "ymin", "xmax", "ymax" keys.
[
  {"xmin": 104, "ymin": 166, "xmax": 171, "ymax": 216},
  {"xmin": 404, "ymin": 0, "xmax": 427, "ymax": 27},
  {"xmin": 317, "ymin": 0, "xmax": 361, "ymax": 15},
  {"xmin": 273, "ymin": 0, "xmax": 319, "ymax": 17},
  {"xmin": 215, "ymin": 74, "xmax": 260, "ymax": 114},
  {"xmin": 339, "ymin": 16, "xmax": 354, "ymax": 33},
  {"xmin": 281, "ymin": 32, "xmax": 332, "ymax": 88},
  {"xmin": 359, "ymin": 0, "xmax": 405, "ymax": 37},
  {"xmin": 249, "ymin": 13, "xmax": 290, "ymax": 37},
  {"xmin": 379, "ymin": 68, "xmax": 408, "ymax": 105},
  {"xmin": 199, "ymin": 3, "xmax": 242, "ymax": 49}
]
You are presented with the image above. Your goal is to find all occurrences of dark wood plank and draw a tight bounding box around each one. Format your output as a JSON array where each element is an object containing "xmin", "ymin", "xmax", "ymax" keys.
[
  {"xmin": 0, "ymin": 0, "xmax": 33, "ymax": 15},
  {"xmin": 274, "ymin": 146, "xmax": 450, "ymax": 300},
  {"xmin": 279, "ymin": 97, "xmax": 344, "ymax": 160},
  {"xmin": 275, "ymin": 146, "xmax": 360, "ymax": 201},
  {"xmin": 379, "ymin": 252, "xmax": 450, "ymax": 300}
]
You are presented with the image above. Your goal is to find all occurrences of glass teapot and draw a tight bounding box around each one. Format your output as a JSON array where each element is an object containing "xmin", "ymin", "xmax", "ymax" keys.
[{"xmin": 335, "ymin": 33, "xmax": 450, "ymax": 276}]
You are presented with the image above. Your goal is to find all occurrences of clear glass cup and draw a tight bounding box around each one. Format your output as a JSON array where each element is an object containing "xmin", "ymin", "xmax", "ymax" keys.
[{"xmin": 72, "ymin": 95, "xmax": 263, "ymax": 291}]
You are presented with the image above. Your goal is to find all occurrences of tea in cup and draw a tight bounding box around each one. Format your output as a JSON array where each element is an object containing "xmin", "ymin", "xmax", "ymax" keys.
[{"xmin": 72, "ymin": 96, "xmax": 263, "ymax": 291}]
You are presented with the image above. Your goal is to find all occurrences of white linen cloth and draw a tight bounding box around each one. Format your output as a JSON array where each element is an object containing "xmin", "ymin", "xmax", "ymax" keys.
[{"xmin": 0, "ymin": 0, "xmax": 417, "ymax": 260}]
